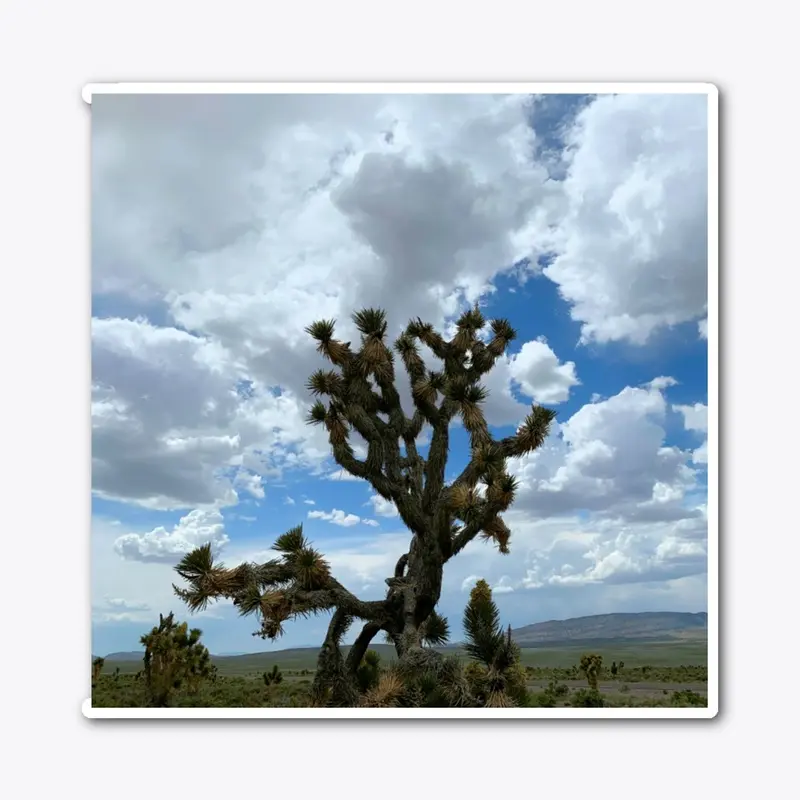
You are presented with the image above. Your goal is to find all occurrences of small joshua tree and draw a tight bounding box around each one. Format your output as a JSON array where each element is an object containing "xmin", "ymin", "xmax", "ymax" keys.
[
  {"xmin": 579, "ymin": 653, "xmax": 603, "ymax": 692},
  {"xmin": 610, "ymin": 660, "xmax": 618, "ymax": 677},
  {"xmin": 91, "ymin": 656, "xmax": 105, "ymax": 688},
  {"xmin": 263, "ymin": 665, "xmax": 284, "ymax": 686},
  {"xmin": 172, "ymin": 306, "xmax": 556, "ymax": 706},
  {"xmin": 355, "ymin": 649, "xmax": 382, "ymax": 694},
  {"xmin": 462, "ymin": 579, "xmax": 528, "ymax": 707},
  {"xmin": 140, "ymin": 612, "xmax": 212, "ymax": 706}
]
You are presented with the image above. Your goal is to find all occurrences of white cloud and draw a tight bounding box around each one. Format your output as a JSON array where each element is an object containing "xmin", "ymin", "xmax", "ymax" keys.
[
  {"xmin": 509, "ymin": 380, "xmax": 700, "ymax": 523},
  {"xmin": 234, "ymin": 470, "xmax": 264, "ymax": 499},
  {"xmin": 647, "ymin": 376, "xmax": 678, "ymax": 390},
  {"xmin": 539, "ymin": 93, "xmax": 708, "ymax": 345},
  {"xmin": 674, "ymin": 402, "xmax": 709, "ymax": 465},
  {"xmin": 307, "ymin": 508, "xmax": 362, "ymax": 527},
  {"xmin": 303, "ymin": 499, "xmax": 316, "ymax": 505},
  {"xmin": 325, "ymin": 469, "xmax": 366, "ymax": 482},
  {"xmin": 698, "ymin": 318, "xmax": 708, "ymax": 339},
  {"xmin": 284, "ymin": 496, "xmax": 296, "ymax": 505},
  {"xmin": 461, "ymin": 575, "xmax": 483, "ymax": 592},
  {"xmin": 91, "ymin": 317, "xmax": 331, "ymax": 510},
  {"xmin": 519, "ymin": 514, "xmax": 707, "ymax": 589},
  {"xmin": 93, "ymin": 595, "xmax": 153, "ymax": 624},
  {"xmin": 492, "ymin": 576, "xmax": 515, "ymax": 594},
  {"xmin": 114, "ymin": 508, "xmax": 230, "ymax": 563},
  {"xmin": 674, "ymin": 402, "xmax": 708, "ymax": 433},
  {"xmin": 368, "ymin": 494, "xmax": 399, "ymax": 518},
  {"xmin": 507, "ymin": 339, "xmax": 579, "ymax": 404}
]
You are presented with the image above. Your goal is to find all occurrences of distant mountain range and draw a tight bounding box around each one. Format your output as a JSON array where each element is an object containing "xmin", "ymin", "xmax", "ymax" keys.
[
  {"xmin": 509, "ymin": 611, "xmax": 707, "ymax": 646},
  {"xmin": 98, "ymin": 611, "xmax": 706, "ymax": 661}
]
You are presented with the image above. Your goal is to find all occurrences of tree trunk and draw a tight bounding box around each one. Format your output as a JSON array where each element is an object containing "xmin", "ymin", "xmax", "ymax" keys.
[{"xmin": 312, "ymin": 533, "xmax": 446, "ymax": 706}]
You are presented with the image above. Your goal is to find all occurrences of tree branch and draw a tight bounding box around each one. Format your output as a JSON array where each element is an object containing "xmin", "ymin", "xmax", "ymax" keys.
[{"xmin": 344, "ymin": 621, "xmax": 382, "ymax": 673}]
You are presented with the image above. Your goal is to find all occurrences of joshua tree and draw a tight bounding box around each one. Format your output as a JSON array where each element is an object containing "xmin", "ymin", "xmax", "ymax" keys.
[
  {"xmin": 263, "ymin": 665, "xmax": 284, "ymax": 686},
  {"xmin": 140, "ymin": 612, "xmax": 212, "ymax": 706},
  {"xmin": 461, "ymin": 579, "xmax": 528, "ymax": 707},
  {"xmin": 172, "ymin": 306, "xmax": 556, "ymax": 705},
  {"xmin": 579, "ymin": 653, "xmax": 603, "ymax": 692},
  {"xmin": 91, "ymin": 656, "xmax": 105, "ymax": 688},
  {"xmin": 355, "ymin": 649, "xmax": 382, "ymax": 693}
]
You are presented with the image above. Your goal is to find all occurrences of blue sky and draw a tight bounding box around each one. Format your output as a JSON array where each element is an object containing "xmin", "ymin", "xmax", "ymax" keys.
[{"xmin": 91, "ymin": 91, "xmax": 710, "ymax": 656}]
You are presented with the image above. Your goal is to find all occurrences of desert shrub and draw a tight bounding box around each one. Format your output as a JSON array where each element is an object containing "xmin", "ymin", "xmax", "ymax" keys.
[
  {"xmin": 572, "ymin": 687, "xmax": 605, "ymax": 707},
  {"xmin": 670, "ymin": 689, "xmax": 706, "ymax": 707}
]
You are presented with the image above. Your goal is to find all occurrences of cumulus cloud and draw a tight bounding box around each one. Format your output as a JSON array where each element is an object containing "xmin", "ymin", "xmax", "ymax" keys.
[
  {"xmin": 308, "ymin": 508, "xmax": 363, "ymax": 527},
  {"xmin": 675, "ymin": 402, "xmax": 709, "ymax": 465},
  {"xmin": 509, "ymin": 380, "xmax": 700, "ymax": 522},
  {"xmin": 368, "ymin": 494, "xmax": 399, "ymax": 518},
  {"xmin": 91, "ymin": 317, "xmax": 331, "ymax": 510},
  {"xmin": 674, "ymin": 402, "xmax": 707, "ymax": 433},
  {"xmin": 325, "ymin": 469, "xmax": 366, "ymax": 482},
  {"xmin": 114, "ymin": 508, "xmax": 230, "ymax": 563},
  {"xmin": 519, "ymin": 513, "xmax": 707, "ymax": 589},
  {"xmin": 506, "ymin": 338, "xmax": 579, "ymax": 403},
  {"xmin": 492, "ymin": 576, "xmax": 515, "ymax": 594},
  {"xmin": 461, "ymin": 575, "xmax": 483, "ymax": 592},
  {"xmin": 538, "ymin": 93, "xmax": 709, "ymax": 345},
  {"xmin": 92, "ymin": 595, "xmax": 152, "ymax": 624},
  {"xmin": 234, "ymin": 470, "xmax": 264, "ymax": 499}
]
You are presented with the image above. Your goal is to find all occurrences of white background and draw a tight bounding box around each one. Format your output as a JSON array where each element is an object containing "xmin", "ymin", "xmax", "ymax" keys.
[{"xmin": 0, "ymin": 0, "xmax": 796, "ymax": 795}]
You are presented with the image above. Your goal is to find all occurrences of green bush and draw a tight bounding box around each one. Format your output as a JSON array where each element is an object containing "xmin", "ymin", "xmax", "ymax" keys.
[
  {"xmin": 670, "ymin": 689, "xmax": 707, "ymax": 707},
  {"xmin": 572, "ymin": 688, "xmax": 605, "ymax": 707}
]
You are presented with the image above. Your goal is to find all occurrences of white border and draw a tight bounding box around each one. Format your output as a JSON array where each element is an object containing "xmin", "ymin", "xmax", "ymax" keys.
[
  {"xmin": 82, "ymin": 81, "xmax": 717, "ymax": 104},
  {"xmin": 83, "ymin": 699, "xmax": 713, "ymax": 719},
  {"xmin": 83, "ymin": 81, "xmax": 718, "ymax": 721}
]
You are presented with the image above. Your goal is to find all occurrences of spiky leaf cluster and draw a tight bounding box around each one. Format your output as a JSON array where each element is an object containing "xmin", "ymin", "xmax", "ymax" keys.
[
  {"xmin": 360, "ymin": 654, "xmax": 475, "ymax": 708},
  {"xmin": 172, "ymin": 527, "xmax": 346, "ymax": 642}
]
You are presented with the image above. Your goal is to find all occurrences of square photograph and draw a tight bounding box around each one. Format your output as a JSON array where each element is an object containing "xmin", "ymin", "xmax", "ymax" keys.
[{"xmin": 88, "ymin": 85, "xmax": 715, "ymax": 716}]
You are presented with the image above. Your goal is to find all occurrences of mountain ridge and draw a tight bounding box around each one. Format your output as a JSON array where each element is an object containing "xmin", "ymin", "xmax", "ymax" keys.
[{"xmin": 99, "ymin": 610, "xmax": 707, "ymax": 661}]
